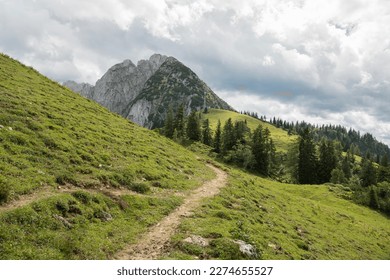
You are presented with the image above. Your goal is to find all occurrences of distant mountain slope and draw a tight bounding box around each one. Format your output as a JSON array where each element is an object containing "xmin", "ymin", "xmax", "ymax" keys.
[
  {"xmin": 202, "ymin": 109, "xmax": 298, "ymax": 153},
  {"xmin": 270, "ymin": 118, "xmax": 390, "ymax": 159},
  {"xmin": 65, "ymin": 54, "xmax": 233, "ymax": 128}
]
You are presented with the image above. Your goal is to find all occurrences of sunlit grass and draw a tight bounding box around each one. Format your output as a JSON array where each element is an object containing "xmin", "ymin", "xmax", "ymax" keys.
[{"xmin": 202, "ymin": 109, "xmax": 297, "ymax": 153}]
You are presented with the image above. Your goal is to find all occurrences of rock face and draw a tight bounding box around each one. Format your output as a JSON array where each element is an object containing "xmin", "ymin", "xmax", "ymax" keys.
[
  {"xmin": 64, "ymin": 54, "xmax": 233, "ymax": 128},
  {"xmin": 63, "ymin": 81, "xmax": 94, "ymax": 99}
]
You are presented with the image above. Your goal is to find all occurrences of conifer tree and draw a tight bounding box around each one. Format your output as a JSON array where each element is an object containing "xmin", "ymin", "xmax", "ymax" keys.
[
  {"xmin": 252, "ymin": 125, "xmax": 269, "ymax": 175},
  {"xmin": 213, "ymin": 119, "xmax": 222, "ymax": 153},
  {"xmin": 381, "ymin": 154, "xmax": 389, "ymax": 167},
  {"xmin": 234, "ymin": 120, "xmax": 249, "ymax": 145},
  {"xmin": 221, "ymin": 118, "xmax": 236, "ymax": 154},
  {"xmin": 378, "ymin": 154, "xmax": 390, "ymax": 183},
  {"xmin": 164, "ymin": 106, "xmax": 174, "ymax": 138},
  {"xmin": 174, "ymin": 103, "xmax": 185, "ymax": 139},
  {"xmin": 298, "ymin": 128, "xmax": 318, "ymax": 184},
  {"xmin": 186, "ymin": 110, "xmax": 201, "ymax": 141},
  {"xmin": 201, "ymin": 119, "xmax": 213, "ymax": 146},
  {"xmin": 330, "ymin": 167, "xmax": 346, "ymax": 184},
  {"xmin": 360, "ymin": 158, "xmax": 377, "ymax": 187},
  {"xmin": 341, "ymin": 153, "xmax": 352, "ymax": 180},
  {"xmin": 318, "ymin": 139, "xmax": 337, "ymax": 183}
]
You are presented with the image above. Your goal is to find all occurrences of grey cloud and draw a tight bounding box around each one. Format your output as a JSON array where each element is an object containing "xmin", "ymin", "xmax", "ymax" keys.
[{"xmin": 1, "ymin": 0, "xmax": 390, "ymax": 144}]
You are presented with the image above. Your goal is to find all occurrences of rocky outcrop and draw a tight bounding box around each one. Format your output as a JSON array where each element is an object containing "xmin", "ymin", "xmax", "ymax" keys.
[
  {"xmin": 63, "ymin": 81, "xmax": 94, "ymax": 99},
  {"xmin": 65, "ymin": 54, "xmax": 233, "ymax": 128}
]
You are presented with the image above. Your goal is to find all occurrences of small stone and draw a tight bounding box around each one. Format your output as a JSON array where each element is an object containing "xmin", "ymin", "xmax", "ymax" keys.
[
  {"xmin": 8, "ymin": 127, "xmax": 13, "ymax": 131},
  {"xmin": 53, "ymin": 214, "xmax": 73, "ymax": 228},
  {"xmin": 183, "ymin": 235, "xmax": 209, "ymax": 247},
  {"xmin": 234, "ymin": 240, "xmax": 258, "ymax": 258},
  {"xmin": 97, "ymin": 211, "xmax": 113, "ymax": 222}
]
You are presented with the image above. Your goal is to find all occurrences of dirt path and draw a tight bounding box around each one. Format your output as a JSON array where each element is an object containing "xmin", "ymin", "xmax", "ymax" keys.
[
  {"xmin": 0, "ymin": 186, "xmax": 55, "ymax": 212},
  {"xmin": 114, "ymin": 164, "xmax": 228, "ymax": 260},
  {"xmin": 0, "ymin": 185, "xmax": 140, "ymax": 212}
]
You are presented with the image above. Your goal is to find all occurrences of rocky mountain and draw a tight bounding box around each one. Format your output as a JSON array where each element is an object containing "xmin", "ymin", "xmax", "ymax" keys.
[{"xmin": 64, "ymin": 54, "xmax": 233, "ymax": 128}]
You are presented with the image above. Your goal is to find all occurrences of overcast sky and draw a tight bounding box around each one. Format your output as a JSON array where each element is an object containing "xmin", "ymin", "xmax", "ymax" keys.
[{"xmin": 1, "ymin": 0, "xmax": 390, "ymax": 145}]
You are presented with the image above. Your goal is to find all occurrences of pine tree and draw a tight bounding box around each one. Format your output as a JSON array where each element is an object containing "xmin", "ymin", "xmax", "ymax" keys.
[
  {"xmin": 252, "ymin": 125, "xmax": 269, "ymax": 175},
  {"xmin": 163, "ymin": 106, "xmax": 174, "ymax": 138},
  {"xmin": 201, "ymin": 119, "xmax": 213, "ymax": 146},
  {"xmin": 360, "ymin": 158, "xmax": 377, "ymax": 187},
  {"xmin": 174, "ymin": 103, "xmax": 185, "ymax": 139},
  {"xmin": 378, "ymin": 154, "xmax": 390, "ymax": 183},
  {"xmin": 298, "ymin": 128, "xmax": 318, "ymax": 184},
  {"xmin": 381, "ymin": 154, "xmax": 389, "ymax": 167},
  {"xmin": 318, "ymin": 139, "xmax": 337, "ymax": 183},
  {"xmin": 213, "ymin": 119, "xmax": 222, "ymax": 153},
  {"xmin": 330, "ymin": 167, "xmax": 346, "ymax": 184},
  {"xmin": 341, "ymin": 153, "xmax": 352, "ymax": 180},
  {"xmin": 221, "ymin": 118, "xmax": 236, "ymax": 154},
  {"xmin": 234, "ymin": 120, "xmax": 249, "ymax": 145},
  {"xmin": 186, "ymin": 110, "xmax": 201, "ymax": 141}
]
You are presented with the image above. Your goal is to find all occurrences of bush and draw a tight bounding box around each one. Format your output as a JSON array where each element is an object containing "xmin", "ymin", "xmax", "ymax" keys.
[
  {"xmin": 72, "ymin": 191, "xmax": 92, "ymax": 204},
  {"xmin": 129, "ymin": 182, "xmax": 150, "ymax": 194},
  {"xmin": 0, "ymin": 177, "xmax": 11, "ymax": 204},
  {"xmin": 209, "ymin": 238, "xmax": 245, "ymax": 259},
  {"xmin": 55, "ymin": 173, "xmax": 77, "ymax": 185}
]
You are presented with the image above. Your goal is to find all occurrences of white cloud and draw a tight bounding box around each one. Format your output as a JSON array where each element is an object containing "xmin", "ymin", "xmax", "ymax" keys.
[
  {"xmin": 218, "ymin": 90, "xmax": 390, "ymax": 145},
  {"xmin": 1, "ymin": 0, "xmax": 390, "ymax": 145},
  {"xmin": 262, "ymin": 55, "xmax": 275, "ymax": 66}
]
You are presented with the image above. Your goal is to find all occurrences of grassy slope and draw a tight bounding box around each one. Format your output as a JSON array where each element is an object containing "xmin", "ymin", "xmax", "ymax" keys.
[
  {"xmin": 1, "ymin": 54, "xmax": 389, "ymax": 260},
  {"xmin": 169, "ymin": 164, "xmax": 390, "ymax": 260},
  {"xmin": 202, "ymin": 109, "xmax": 297, "ymax": 152},
  {"xmin": 0, "ymin": 53, "xmax": 214, "ymax": 259}
]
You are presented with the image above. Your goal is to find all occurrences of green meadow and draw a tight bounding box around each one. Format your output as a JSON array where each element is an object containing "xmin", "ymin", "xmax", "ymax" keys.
[
  {"xmin": 0, "ymin": 53, "xmax": 213, "ymax": 259},
  {"xmin": 201, "ymin": 108, "xmax": 297, "ymax": 153},
  {"xmin": 0, "ymin": 53, "xmax": 389, "ymax": 260},
  {"xmin": 168, "ymin": 165, "xmax": 390, "ymax": 259}
]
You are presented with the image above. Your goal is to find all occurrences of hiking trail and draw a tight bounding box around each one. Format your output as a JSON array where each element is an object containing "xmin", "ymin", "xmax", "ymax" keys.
[{"xmin": 114, "ymin": 164, "xmax": 228, "ymax": 260}]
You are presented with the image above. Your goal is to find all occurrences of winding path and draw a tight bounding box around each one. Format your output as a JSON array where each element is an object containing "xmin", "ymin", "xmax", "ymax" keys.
[{"xmin": 114, "ymin": 164, "xmax": 228, "ymax": 260}]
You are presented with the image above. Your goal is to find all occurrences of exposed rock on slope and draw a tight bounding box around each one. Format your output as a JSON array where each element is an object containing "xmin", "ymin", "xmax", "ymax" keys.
[{"xmin": 64, "ymin": 54, "xmax": 233, "ymax": 128}]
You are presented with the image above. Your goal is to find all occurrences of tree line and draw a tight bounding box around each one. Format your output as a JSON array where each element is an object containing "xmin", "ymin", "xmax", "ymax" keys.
[
  {"xmin": 291, "ymin": 128, "xmax": 390, "ymax": 215},
  {"xmin": 163, "ymin": 106, "xmax": 275, "ymax": 176},
  {"xmin": 267, "ymin": 116, "xmax": 390, "ymax": 161},
  {"xmin": 162, "ymin": 107, "xmax": 390, "ymax": 215}
]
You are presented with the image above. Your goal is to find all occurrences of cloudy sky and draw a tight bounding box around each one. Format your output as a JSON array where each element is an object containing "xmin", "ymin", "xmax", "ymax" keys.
[{"xmin": 1, "ymin": 0, "xmax": 390, "ymax": 144}]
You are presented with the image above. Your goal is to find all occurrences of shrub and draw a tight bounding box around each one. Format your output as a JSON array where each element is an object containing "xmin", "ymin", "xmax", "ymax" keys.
[
  {"xmin": 56, "ymin": 200, "xmax": 70, "ymax": 214},
  {"xmin": 129, "ymin": 182, "xmax": 150, "ymax": 194},
  {"xmin": 72, "ymin": 191, "xmax": 92, "ymax": 204},
  {"xmin": 209, "ymin": 238, "xmax": 245, "ymax": 259},
  {"xmin": 0, "ymin": 177, "xmax": 11, "ymax": 204},
  {"xmin": 55, "ymin": 173, "xmax": 76, "ymax": 185},
  {"xmin": 8, "ymin": 133, "xmax": 28, "ymax": 146}
]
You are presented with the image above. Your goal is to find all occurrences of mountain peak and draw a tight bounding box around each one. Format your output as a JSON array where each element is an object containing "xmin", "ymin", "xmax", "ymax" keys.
[
  {"xmin": 65, "ymin": 54, "xmax": 233, "ymax": 127},
  {"xmin": 149, "ymin": 53, "xmax": 168, "ymax": 64}
]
